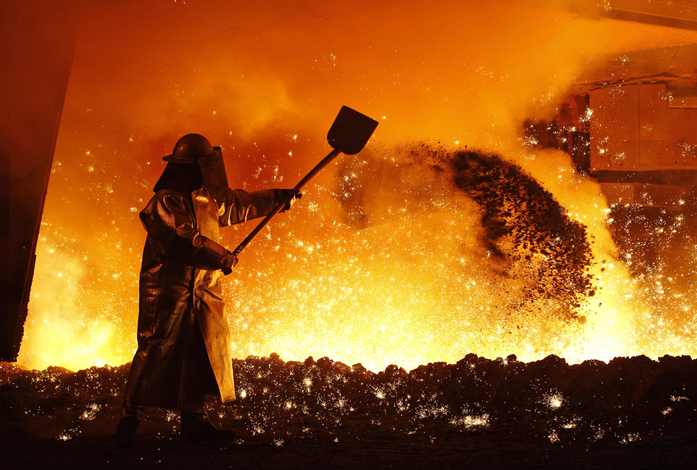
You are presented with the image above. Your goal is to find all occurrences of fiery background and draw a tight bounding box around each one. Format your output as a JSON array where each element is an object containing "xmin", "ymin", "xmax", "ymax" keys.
[{"xmin": 17, "ymin": 0, "xmax": 697, "ymax": 371}]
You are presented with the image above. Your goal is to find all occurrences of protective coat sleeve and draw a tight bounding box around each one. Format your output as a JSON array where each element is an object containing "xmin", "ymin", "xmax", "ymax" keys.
[
  {"xmin": 219, "ymin": 188, "xmax": 286, "ymax": 226},
  {"xmin": 140, "ymin": 190, "xmax": 230, "ymax": 269}
]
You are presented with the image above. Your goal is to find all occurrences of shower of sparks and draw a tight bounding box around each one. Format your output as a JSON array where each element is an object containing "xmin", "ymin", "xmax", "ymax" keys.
[{"xmin": 20, "ymin": 142, "xmax": 697, "ymax": 372}]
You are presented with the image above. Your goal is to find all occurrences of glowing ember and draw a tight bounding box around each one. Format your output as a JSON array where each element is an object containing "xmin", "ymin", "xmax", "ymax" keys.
[{"xmin": 545, "ymin": 392, "xmax": 564, "ymax": 410}]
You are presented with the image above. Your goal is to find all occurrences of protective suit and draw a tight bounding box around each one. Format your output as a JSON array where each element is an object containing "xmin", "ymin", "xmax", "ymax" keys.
[{"xmin": 122, "ymin": 134, "xmax": 296, "ymax": 414}]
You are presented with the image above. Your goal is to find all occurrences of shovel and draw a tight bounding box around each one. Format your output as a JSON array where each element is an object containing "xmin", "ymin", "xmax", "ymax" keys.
[{"xmin": 226, "ymin": 105, "xmax": 379, "ymax": 270}]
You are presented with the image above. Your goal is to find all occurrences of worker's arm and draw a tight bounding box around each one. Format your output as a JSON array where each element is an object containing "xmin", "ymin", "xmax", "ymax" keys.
[
  {"xmin": 140, "ymin": 190, "xmax": 237, "ymax": 271},
  {"xmin": 219, "ymin": 188, "xmax": 301, "ymax": 227}
]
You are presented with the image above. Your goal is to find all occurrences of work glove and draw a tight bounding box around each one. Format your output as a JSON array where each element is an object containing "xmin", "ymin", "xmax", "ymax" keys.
[
  {"xmin": 220, "ymin": 250, "xmax": 239, "ymax": 275},
  {"xmin": 276, "ymin": 188, "xmax": 302, "ymax": 212}
]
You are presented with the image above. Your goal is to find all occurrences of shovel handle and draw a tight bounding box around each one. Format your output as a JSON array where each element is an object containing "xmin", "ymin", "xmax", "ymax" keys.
[{"xmin": 231, "ymin": 148, "xmax": 341, "ymax": 259}]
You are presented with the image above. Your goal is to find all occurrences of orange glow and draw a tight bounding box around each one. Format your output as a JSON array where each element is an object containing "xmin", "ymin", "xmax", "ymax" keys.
[{"xmin": 17, "ymin": 1, "xmax": 697, "ymax": 371}]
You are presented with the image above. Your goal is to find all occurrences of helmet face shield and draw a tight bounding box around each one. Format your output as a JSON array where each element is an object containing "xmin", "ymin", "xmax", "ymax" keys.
[{"xmin": 197, "ymin": 146, "xmax": 229, "ymax": 205}]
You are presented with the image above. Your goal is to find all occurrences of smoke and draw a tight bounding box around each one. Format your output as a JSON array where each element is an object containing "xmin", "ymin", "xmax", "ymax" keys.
[{"xmin": 17, "ymin": 0, "xmax": 697, "ymax": 369}]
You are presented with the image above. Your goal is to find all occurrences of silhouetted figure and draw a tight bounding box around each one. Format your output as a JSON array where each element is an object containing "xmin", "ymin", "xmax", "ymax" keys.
[{"xmin": 116, "ymin": 134, "xmax": 299, "ymax": 445}]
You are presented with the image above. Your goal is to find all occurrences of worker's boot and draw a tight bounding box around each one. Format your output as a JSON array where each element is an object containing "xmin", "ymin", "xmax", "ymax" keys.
[
  {"xmin": 180, "ymin": 412, "xmax": 234, "ymax": 443},
  {"xmin": 114, "ymin": 414, "xmax": 139, "ymax": 447}
]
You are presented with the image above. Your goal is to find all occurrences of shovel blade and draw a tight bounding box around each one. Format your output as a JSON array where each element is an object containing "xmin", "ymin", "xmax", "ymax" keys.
[{"xmin": 327, "ymin": 106, "xmax": 379, "ymax": 155}]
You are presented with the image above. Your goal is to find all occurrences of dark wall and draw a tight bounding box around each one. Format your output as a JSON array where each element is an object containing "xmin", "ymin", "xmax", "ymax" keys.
[{"xmin": 0, "ymin": 1, "xmax": 79, "ymax": 360}]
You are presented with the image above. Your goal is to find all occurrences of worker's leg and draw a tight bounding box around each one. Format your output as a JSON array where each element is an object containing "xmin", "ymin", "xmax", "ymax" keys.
[
  {"xmin": 179, "ymin": 319, "xmax": 228, "ymax": 441},
  {"xmin": 179, "ymin": 316, "xmax": 217, "ymax": 410},
  {"xmin": 115, "ymin": 351, "xmax": 144, "ymax": 447}
]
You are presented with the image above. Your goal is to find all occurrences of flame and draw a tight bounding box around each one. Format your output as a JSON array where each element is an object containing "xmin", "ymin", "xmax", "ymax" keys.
[
  {"xmin": 516, "ymin": 148, "xmax": 645, "ymax": 362},
  {"xmin": 19, "ymin": 233, "xmax": 127, "ymax": 370},
  {"xmin": 17, "ymin": 1, "xmax": 697, "ymax": 371}
]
